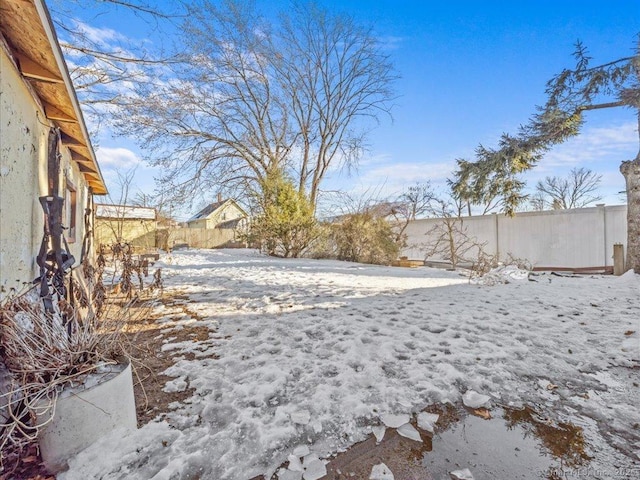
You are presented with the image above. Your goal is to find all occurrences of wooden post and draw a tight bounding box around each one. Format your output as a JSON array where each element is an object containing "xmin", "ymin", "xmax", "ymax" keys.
[{"xmin": 613, "ymin": 243, "xmax": 625, "ymax": 276}]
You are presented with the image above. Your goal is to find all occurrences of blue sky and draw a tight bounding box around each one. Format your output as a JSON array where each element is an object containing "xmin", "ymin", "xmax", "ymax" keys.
[{"xmin": 62, "ymin": 0, "xmax": 640, "ymax": 218}]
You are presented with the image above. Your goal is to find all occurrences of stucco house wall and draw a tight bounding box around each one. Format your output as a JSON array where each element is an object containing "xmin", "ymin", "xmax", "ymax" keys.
[
  {"xmin": 0, "ymin": 47, "xmax": 89, "ymax": 297},
  {"xmin": 0, "ymin": 46, "xmax": 47, "ymax": 298},
  {"xmin": 0, "ymin": 0, "xmax": 106, "ymax": 302}
]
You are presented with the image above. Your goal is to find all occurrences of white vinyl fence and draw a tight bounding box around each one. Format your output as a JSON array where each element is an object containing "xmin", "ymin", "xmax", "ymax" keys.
[{"xmin": 401, "ymin": 205, "xmax": 628, "ymax": 269}]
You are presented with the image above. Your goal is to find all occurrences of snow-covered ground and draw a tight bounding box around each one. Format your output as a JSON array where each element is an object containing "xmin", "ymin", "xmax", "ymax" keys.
[{"xmin": 62, "ymin": 249, "xmax": 639, "ymax": 479}]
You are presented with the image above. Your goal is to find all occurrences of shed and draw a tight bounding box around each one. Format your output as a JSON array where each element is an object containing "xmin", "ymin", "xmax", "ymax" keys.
[{"xmin": 94, "ymin": 204, "xmax": 157, "ymax": 249}]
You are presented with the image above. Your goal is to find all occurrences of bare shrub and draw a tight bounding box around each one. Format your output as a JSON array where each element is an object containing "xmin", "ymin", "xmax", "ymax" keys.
[
  {"xmin": 0, "ymin": 258, "xmax": 157, "ymax": 459},
  {"xmin": 470, "ymin": 251, "xmax": 499, "ymax": 278},
  {"xmin": 332, "ymin": 212, "xmax": 399, "ymax": 265},
  {"xmin": 504, "ymin": 253, "xmax": 533, "ymax": 271},
  {"xmin": 470, "ymin": 252, "xmax": 533, "ymax": 283}
]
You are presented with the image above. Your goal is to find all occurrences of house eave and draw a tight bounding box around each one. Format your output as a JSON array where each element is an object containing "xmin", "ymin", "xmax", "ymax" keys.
[{"xmin": 0, "ymin": 0, "xmax": 108, "ymax": 195}]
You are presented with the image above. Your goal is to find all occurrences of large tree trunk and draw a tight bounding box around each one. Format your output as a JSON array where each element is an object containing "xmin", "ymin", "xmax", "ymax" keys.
[{"xmin": 620, "ymin": 157, "xmax": 640, "ymax": 273}]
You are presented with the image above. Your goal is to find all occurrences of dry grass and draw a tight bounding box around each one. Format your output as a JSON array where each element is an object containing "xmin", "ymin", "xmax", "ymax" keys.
[
  {"xmin": 0, "ymin": 247, "xmax": 162, "ymax": 466},
  {"xmin": 0, "ymin": 290, "xmax": 146, "ymax": 455}
]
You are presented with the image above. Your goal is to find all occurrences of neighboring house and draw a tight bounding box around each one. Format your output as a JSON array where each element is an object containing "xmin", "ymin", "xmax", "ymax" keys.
[
  {"xmin": 0, "ymin": 0, "xmax": 107, "ymax": 302},
  {"xmin": 187, "ymin": 196, "xmax": 248, "ymax": 230},
  {"xmin": 170, "ymin": 196, "xmax": 248, "ymax": 249},
  {"xmin": 94, "ymin": 204, "xmax": 157, "ymax": 249}
]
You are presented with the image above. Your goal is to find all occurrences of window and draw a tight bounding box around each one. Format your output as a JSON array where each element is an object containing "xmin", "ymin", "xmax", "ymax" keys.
[{"xmin": 65, "ymin": 181, "xmax": 77, "ymax": 242}]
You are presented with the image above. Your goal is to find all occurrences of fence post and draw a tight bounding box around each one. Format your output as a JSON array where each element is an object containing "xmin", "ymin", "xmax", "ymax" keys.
[
  {"xmin": 613, "ymin": 244, "xmax": 625, "ymax": 275},
  {"xmin": 493, "ymin": 212, "xmax": 500, "ymax": 261},
  {"xmin": 597, "ymin": 204, "xmax": 607, "ymax": 266}
]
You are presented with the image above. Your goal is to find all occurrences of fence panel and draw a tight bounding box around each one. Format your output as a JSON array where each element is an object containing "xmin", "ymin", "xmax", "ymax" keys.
[
  {"xmin": 161, "ymin": 228, "xmax": 239, "ymax": 250},
  {"xmin": 402, "ymin": 205, "xmax": 627, "ymax": 268}
]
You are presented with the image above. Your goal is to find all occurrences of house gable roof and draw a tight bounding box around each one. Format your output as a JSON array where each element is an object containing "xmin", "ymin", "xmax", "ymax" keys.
[
  {"xmin": 187, "ymin": 199, "xmax": 247, "ymax": 223},
  {"xmin": 0, "ymin": 0, "xmax": 107, "ymax": 194},
  {"xmin": 188, "ymin": 201, "xmax": 226, "ymax": 222}
]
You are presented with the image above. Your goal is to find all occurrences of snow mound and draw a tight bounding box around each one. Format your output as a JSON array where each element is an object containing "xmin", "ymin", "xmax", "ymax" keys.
[
  {"xmin": 616, "ymin": 269, "xmax": 639, "ymax": 285},
  {"xmin": 59, "ymin": 249, "xmax": 640, "ymax": 480},
  {"xmin": 473, "ymin": 265, "xmax": 530, "ymax": 285}
]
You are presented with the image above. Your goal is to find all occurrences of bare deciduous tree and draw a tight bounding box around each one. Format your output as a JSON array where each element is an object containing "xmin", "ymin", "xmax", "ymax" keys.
[
  {"xmin": 51, "ymin": 0, "xmax": 183, "ymax": 130},
  {"xmin": 529, "ymin": 191, "xmax": 547, "ymax": 212},
  {"xmin": 389, "ymin": 182, "xmax": 435, "ymax": 245},
  {"xmin": 421, "ymin": 195, "xmax": 485, "ymax": 270},
  {"xmin": 532, "ymin": 167, "xmax": 602, "ymax": 210},
  {"xmin": 114, "ymin": 0, "xmax": 397, "ymax": 211},
  {"xmin": 277, "ymin": 3, "xmax": 397, "ymax": 207}
]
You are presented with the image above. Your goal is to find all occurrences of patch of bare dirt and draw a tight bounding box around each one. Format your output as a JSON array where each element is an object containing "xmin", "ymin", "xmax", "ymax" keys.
[
  {"xmin": 125, "ymin": 292, "xmax": 219, "ymax": 426},
  {"xmin": 126, "ymin": 317, "xmax": 196, "ymax": 426}
]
